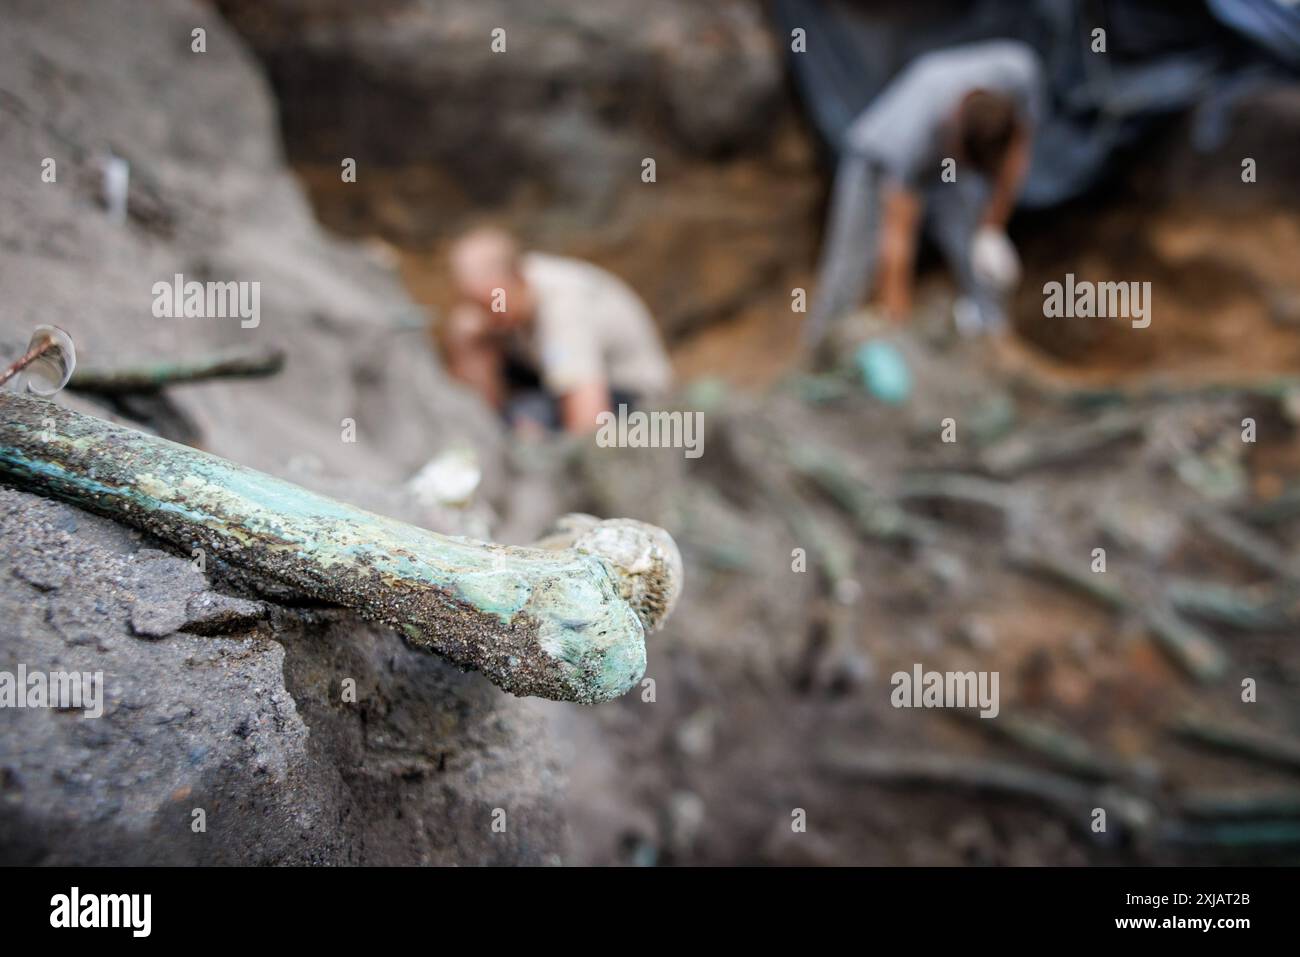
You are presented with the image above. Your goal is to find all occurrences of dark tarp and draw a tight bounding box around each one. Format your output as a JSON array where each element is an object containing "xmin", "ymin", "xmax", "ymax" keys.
[{"xmin": 771, "ymin": 0, "xmax": 1300, "ymax": 208}]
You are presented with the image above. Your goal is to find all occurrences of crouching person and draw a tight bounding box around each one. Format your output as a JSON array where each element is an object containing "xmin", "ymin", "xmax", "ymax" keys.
[
  {"xmin": 804, "ymin": 40, "xmax": 1044, "ymax": 353},
  {"xmin": 444, "ymin": 227, "xmax": 672, "ymax": 435}
]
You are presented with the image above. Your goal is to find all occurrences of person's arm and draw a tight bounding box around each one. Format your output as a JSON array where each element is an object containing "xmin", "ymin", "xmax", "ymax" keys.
[
  {"xmin": 444, "ymin": 304, "xmax": 506, "ymax": 411},
  {"xmin": 982, "ymin": 122, "xmax": 1030, "ymax": 229},
  {"xmin": 969, "ymin": 121, "xmax": 1032, "ymax": 295},
  {"xmin": 559, "ymin": 379, "xmax": 612, "ymax": 434},
  {"xmin": 877, "ymin": 181, "xmax": 923, "ymax": 323}
]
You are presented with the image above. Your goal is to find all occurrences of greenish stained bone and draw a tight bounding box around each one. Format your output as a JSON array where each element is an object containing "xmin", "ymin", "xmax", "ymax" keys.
[
  {"xmin": 1175, "ymin": 714, "xmax": 1300, "ymax": 774},
  {"xmin": 68, "ymin": 346, "xmax": 286, "ymax": 394},
  {"xmin": 0, "ymin": 392, "xmax": 682, "ymax": 704}
]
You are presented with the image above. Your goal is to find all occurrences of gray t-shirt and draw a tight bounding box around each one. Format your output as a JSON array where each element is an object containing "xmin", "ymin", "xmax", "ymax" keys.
[{"xmin": 844, "ymin": 40, "xmax": 1044, "ymax": 186}]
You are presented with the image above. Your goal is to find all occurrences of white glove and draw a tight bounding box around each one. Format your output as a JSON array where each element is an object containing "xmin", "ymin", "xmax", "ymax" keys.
[{"xmin": 970, "ymin": 226, "xmax": 1021, "ymax": 292}]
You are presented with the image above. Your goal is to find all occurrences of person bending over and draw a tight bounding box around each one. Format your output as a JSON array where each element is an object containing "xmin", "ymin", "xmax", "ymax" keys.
[
  {"xmin": 804, "ymin": 40, "xmax": 1043, "ymax": 352},
  {"xmin": 444, "ymin": 228, "xmax": 672, "ymax": 434}
]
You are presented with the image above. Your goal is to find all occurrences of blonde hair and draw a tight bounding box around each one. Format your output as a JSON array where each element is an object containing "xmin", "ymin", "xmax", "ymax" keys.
[{"xmin": 449, "ymin": 226, "xmax": 521, "ymax": 291}]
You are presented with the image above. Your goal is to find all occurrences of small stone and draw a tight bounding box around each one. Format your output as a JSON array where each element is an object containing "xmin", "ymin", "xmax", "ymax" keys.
[
  {"xmin": 183, "ymin": 591, "xmax": 267, "ymax": 635},
  {"xmin": 129, "ymin": 599, "xmax": 191, "ymax": 639}
]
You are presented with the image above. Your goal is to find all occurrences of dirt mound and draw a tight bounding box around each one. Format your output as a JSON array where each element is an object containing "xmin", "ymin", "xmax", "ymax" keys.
[{"xmin": 0, "ymin": 0, "xmax": 560, "ymax": 865}]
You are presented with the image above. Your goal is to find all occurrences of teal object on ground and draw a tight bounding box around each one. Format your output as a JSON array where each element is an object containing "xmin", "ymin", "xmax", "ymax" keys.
[{"xmin": 855, "ymin": 341, "xmax": 912, "ymax": 405}]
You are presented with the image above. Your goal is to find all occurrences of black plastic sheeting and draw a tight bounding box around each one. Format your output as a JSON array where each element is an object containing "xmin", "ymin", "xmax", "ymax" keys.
[{"xmin": 771, "ymin": 0, "xmax": 1300, "ymax": 208}]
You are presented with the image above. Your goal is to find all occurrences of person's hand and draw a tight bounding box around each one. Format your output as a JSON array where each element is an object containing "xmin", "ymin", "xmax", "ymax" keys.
[{"xmin": 971, "ymin": 226, "xmax": 1021, "ymax": 292}]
